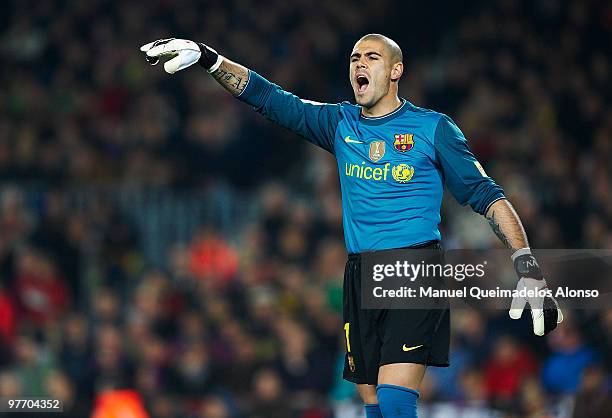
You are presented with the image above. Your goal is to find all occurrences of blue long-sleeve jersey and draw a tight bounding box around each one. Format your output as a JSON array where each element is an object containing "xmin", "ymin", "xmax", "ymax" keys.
[{"xmin": 238, "ymin": 71, "xmax": 505, "ymax": 254}]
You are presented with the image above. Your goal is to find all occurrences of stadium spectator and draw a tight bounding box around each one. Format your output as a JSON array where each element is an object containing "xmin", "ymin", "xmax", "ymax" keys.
[
  {"xmin": 248, "ymin": 368, "xmax": 292, "ymax": 418},
  {"xmin": 483, "ymin": 335, "xmax": 538, "ymax": 408},
  {"xmin": 572, "ymin": 364, "xmax": 612, "ymax": 418},
  {"xmin": 541, "ymin": 322, "xmax": 599, "ymax": 394}
]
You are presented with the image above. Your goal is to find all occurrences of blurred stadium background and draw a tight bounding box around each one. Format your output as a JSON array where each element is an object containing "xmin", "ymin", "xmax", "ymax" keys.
[{"xmin": 1, "ymin": 0, "xmax": 611, "ymax": 417}]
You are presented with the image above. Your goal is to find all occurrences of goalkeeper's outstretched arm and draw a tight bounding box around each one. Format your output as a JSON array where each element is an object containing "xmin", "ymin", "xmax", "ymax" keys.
[
  {"xmin": 140, "ymin": 38, "xmax": 341, "ymax": 153},
  {"xmin": 210, "ymin": 58, "xmax": 250, "ymax": 96}
]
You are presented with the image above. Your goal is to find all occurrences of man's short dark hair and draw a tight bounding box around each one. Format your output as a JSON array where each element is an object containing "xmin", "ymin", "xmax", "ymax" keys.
[{"xmin": 358, "ymin": 34, "xmax": 403, "ymax": 64}]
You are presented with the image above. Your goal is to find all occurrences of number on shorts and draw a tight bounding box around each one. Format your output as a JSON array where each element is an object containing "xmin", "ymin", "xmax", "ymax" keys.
[{"xmin": 344, "ymin": 322, "xmax": 351, "ymax": 353}]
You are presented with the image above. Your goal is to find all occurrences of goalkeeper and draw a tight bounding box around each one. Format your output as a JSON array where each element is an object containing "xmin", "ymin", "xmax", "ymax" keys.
[{"xmin": 141, "ymin": 35, "xmax": 563, "ymax": 418}]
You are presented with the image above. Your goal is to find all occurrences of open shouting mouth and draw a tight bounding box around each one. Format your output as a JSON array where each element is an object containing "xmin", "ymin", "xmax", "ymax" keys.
[{"xmin": 355, "ymin": 73, "xmax": 370, "ymax": 94}]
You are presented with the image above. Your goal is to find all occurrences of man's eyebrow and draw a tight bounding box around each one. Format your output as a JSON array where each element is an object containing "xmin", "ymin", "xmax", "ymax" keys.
[{"xmin": 350, "ymin": 51, "xmax": 382, "ymax": 59}]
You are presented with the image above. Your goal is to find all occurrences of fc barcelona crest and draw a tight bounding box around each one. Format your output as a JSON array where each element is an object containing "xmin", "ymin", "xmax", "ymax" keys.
[
  {"xmin": 369, "ymin": 141, "xmax": 386, "ymax": 162},
  {"xmin": 393, "ymin": 133, "xmax": 414, "ymax": 152}
]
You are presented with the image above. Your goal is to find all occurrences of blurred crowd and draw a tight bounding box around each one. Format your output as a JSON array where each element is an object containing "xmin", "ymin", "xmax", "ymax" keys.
[{"xmin": 1, "ymin": 0, "xmax": 611, "ymax": 417}]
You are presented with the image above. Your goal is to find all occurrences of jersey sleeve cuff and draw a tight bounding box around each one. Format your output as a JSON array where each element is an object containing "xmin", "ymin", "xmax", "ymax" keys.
[
  {"xmin": 483, "ymin": 195, "xmax": 506, "ymax": 215},
  {"xmin": 236, "ymin": 70, "xmax": 273, "ymax": 108}
]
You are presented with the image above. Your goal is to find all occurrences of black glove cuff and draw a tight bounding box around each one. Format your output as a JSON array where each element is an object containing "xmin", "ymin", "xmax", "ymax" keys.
[
  {"xmin": 513, "ymin": 253, "xmax": 543, "ymax": 280},
  {"xmin": 197, "ymin": 43, "xmax": 219, "ymax": 70}
]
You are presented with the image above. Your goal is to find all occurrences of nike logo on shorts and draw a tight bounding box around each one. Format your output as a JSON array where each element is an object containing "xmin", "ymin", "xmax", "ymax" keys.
[{"xmin": 402, "ymin": 344, "xmax": 423, "ymax": 352}]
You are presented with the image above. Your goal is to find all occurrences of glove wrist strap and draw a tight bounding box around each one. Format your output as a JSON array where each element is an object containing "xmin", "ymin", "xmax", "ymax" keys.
[
  {"xmin": 207, "ymin": 55, "xmax": 224, "ymax": 73},
  {"xmin": 511, "ymin": 247, "xmax": 532, "ymax": 261},
  {"xmin": 511, "ymin": 248, "xmax": 544, "ymax": 280},
  {"xmin": 197, "ymin": 43, "xmax": 221, "ymax": 71}
]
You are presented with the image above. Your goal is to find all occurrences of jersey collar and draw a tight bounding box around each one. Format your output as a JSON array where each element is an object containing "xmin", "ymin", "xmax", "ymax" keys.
[{"xmin": 359, "ymin": 99, "xmax": 410, "ymax": 126}]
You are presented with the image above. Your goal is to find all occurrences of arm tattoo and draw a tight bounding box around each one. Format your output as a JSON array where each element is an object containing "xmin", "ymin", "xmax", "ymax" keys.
[
  {"xmin": 485, "ymin": 199, "xmax": 529, "ymax": 252},
  {"xmin": 210, "ymin": 60, "xmax": 249, "ymax": 96},
  {"xmin": 486, "ymin": 210, "xmax": 515, "ymax": 251}
]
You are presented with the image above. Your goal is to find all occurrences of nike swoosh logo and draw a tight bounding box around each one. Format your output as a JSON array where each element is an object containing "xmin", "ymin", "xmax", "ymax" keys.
[
  {"xmin": 402, "ymin": 344, "xmax": 423, "ymax": 352},
  {"xmin": 344, "ymin": 136, "xmax": 364, "ymax": 144}
]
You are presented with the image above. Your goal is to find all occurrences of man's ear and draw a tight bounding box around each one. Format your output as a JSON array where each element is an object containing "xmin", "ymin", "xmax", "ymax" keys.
[{"xmin": 391, "ymin": 62, "xmax": 403, "ymax": 82}]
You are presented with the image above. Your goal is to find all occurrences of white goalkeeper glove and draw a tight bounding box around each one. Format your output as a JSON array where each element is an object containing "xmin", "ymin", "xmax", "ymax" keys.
[
  {"xmin": 139, "ymin": 38, "xmax": 223, "ymax": 74},
  {"xmin": 509, "ymin": 248, "xmax": 563, "ymax": 336}
]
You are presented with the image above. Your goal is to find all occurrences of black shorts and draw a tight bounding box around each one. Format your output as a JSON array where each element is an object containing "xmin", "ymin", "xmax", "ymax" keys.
[{"xmin": 342, "ymin": 242, "xmax": 450, "ymax": 385}]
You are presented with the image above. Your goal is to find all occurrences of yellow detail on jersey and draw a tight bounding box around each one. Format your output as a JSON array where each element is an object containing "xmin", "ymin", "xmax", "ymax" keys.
[
  {"xmin": 344, "ymin": 162, "xmax": 390, "ymax": 181},
  {"xmin": 391, "ymin": 164, "xmax": 414, "ymax": 183}
]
